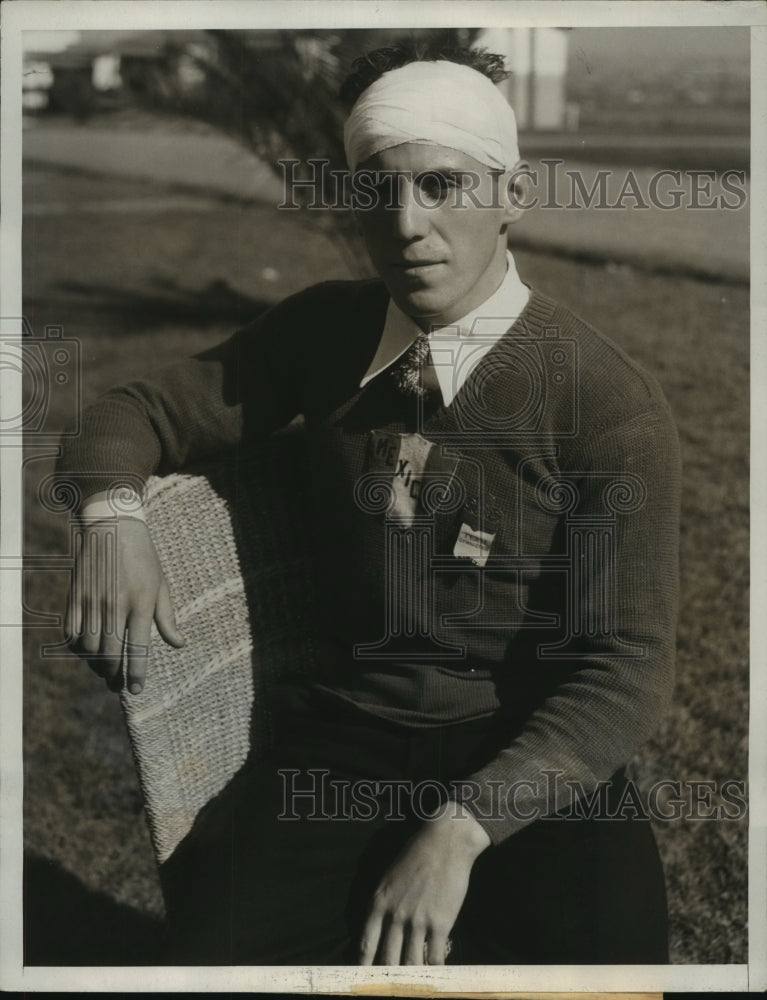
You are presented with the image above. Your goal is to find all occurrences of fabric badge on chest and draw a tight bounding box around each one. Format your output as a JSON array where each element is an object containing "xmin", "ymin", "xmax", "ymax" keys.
[
  {"xmin": 453, "ymin": 494, "xmax": 501, "ymax": 567},
  {"xmin": 366, "ymin": 430, "xmax": 459, "ymax": 525}
]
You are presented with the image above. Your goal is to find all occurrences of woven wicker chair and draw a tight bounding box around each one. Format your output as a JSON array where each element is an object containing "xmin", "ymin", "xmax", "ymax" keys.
[{"xmin": 119, "ymin": 429, "xmax": 319, "ymax": 865}]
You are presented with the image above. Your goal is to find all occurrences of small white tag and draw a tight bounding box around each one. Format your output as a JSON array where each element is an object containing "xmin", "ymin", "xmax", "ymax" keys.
[{"xmin": 453, "ymin": 523, "xmax": 495, "ymax": 566}]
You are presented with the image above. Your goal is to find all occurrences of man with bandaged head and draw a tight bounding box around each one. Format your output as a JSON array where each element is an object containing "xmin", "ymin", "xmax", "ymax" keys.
[{"xmin": 58, "ymin": 41, "xmax": 680, "ymax": 965}]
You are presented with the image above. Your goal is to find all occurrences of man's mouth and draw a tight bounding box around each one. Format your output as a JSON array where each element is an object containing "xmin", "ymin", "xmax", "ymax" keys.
[{"xmin": 394, "ymin": 259, "xmax": 445, "ymax": 273}]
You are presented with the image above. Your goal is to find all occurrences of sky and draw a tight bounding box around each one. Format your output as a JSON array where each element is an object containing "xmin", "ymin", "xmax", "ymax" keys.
[
  {"xmin": 23, "ymin": 25, "xmax": 751, "ymax": 99},
  {"xmin": 567, "ymin": 26, "xmax": 749, "ymax": 78}
]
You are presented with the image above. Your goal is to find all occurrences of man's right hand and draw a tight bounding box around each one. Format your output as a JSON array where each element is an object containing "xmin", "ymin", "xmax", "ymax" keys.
[{"xmin": 65, "ymin": 517, "xmax": 185, "ymax": 694}]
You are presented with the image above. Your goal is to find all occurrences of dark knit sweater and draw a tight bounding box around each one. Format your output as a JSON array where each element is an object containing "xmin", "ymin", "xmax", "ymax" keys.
[{"xmin": 58, "ymin": 280, "xmax": 681, "ymax": 843}]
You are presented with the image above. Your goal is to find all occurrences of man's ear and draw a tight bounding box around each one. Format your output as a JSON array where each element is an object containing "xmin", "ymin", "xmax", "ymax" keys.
[{"xmin": 501, "ymin": 161, "xmax": 534, "ymax": 226}]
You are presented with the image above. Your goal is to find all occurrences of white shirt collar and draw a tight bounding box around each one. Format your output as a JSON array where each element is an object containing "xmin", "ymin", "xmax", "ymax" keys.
[{"xmin": 360, "ymin": 250, "xmax": 530, "ymax": 405}]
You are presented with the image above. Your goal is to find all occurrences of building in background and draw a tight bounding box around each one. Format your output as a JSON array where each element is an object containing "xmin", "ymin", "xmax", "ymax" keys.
[
  {"xmin": 475, "ymin": 27, "xmax": 571, "ymax": 131},
  {"xmin": 23, "ymin": 30, "xmax": 210, "ymax": 118},
  {"xmin": 23, "ymin": 26, "xmax": 747, "ymax": 144}
]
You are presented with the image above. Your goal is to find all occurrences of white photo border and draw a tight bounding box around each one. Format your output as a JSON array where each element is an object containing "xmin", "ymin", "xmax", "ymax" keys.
[{"xmin": 1, "ymin": 0, "xmax": 764, "ymax": 993}]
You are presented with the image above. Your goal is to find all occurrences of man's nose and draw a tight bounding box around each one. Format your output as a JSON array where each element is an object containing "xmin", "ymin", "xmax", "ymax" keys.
[{"xmin": 391, "ymin": 177, "xmax": 430, "ymax": 241}]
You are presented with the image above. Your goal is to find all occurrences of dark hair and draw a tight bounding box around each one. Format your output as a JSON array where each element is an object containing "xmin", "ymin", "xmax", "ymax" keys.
[{"xmin": 339, "ymin": 39, "xmax": 509, "ymax": 111}]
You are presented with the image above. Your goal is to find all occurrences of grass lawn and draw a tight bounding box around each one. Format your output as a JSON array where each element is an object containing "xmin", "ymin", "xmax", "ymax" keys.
[{"xmin": 21, "ymin": 163, "xmax": 748, "ymax": 965}]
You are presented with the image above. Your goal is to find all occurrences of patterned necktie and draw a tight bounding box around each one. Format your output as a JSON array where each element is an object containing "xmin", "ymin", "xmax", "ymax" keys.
[{"xmin": 389, "ymin": 332, "xmax": 434, "ymax": 398}]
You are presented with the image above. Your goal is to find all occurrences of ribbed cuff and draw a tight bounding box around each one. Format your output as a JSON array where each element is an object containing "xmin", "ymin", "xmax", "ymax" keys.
[{"xmin": 450, "ymin": 777, "xmax": 533, "ymax": 847}]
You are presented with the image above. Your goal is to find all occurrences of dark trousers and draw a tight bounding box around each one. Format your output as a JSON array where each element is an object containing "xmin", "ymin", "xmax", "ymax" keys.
[{"xmin": 161, "ymin": 684, "xmax": 668, "ymax": 965}]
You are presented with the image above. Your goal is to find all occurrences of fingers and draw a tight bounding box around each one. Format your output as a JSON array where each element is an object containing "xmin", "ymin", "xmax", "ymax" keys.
[
  {"xmin": 97, "ymin": 530, "xmax": 125, "ymax": 688},
  {"xmin": 402, "ymin": 923, "xmax": 427, "ymax": 966},
  {"xmin": 425, "ymin": 928, "xmax": 450, "ymax": 965},
  {"xmin": 64, "ymin": 532, "xmax": 83, "ymax": 639},
  {"xmin": 64, "ymin": 518, "xmax": 185, "ymax": 695},
  {"xmin": 83, "ymin": 525, "xmax": 103, "ymax": 655},
  {"xmin": 155, "ymin": 579, "xmax": 185, "ymax": 649},
  {"xmin": 125, "ymin": 577, "xmax": 186, "ymax": 695},
  {"xmin": 358, "ymin": 907, "xmax": 384, "ymax": 965},
  {"xmin": 125, "ymin": 610, "xmax": 152, "ymax": 695},
  {"xmin": 360, "ymin": 908, "xmax": 431, "ymax": 966},
  {"xmin": 98, "ymin": 626, "xmax": 126, "ymax": 691},
  {"xmin": 379, "ymin": 918, "xmax": 404, "ymax": 966},
  {"xmin": 65, "ymin": 527, "xmax": 111, "ymax": 666}
]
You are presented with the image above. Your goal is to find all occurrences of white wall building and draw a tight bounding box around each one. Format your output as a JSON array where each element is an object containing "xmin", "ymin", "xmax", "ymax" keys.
[{"xmin": 475, "ymin": 27, "xmax": 569, "ymax": 130}]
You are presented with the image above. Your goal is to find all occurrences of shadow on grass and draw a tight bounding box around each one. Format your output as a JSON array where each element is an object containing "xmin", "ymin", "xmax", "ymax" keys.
[
  {"xmin": 57, "ymin": 277, "xmax": 272, "ymax": 327},
  {"xmin": 25, "ymin": 853, "xmax": 165, "ymax": 966}
]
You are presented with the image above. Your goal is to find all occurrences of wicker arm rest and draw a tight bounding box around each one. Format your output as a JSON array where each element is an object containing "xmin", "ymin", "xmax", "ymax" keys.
[{"xmin": 119, "ymin": 434, "xmax": 318, "ymax": 864}]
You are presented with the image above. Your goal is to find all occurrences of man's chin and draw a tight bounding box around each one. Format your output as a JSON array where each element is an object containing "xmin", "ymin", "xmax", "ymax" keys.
[{"xmin": 389, "ymin": 286, "xmax": 458, "ymax": 326}]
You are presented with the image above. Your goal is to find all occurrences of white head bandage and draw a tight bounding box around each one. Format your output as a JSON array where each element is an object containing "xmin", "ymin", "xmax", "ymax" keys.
[{"xmin": 343, "ymin": 60, "xmax": 520, "ymax": 173}]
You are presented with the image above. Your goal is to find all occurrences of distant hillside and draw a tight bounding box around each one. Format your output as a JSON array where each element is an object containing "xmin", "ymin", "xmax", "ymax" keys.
[{"xmin": 565, "ymin": 26, "xmax": 749, "ymax": 131}]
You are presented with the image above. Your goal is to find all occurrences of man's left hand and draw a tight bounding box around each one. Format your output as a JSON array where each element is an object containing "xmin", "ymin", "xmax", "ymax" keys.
[{"xmin": 358, "ymin": 802, "xmax": 491, "ymax": 965}]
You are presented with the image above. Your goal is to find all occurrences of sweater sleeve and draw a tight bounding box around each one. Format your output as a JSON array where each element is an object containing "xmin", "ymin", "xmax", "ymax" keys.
[
  {"xmin": 56, "ymin": 288, "xmax": 315, "ymax": 506},
  {"xmin": 459, "ymin": 402, "xmax": 681, "ymax": 845}
]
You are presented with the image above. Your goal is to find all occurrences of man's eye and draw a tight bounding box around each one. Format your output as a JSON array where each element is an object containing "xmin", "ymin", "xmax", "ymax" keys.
[
  {"xmin": 416, "ymin": 173, "xmax": 453, "ymax": 204},
  {"xmin": 371, "ymin": 175, "xmax": 396, "ymax": 198}
]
